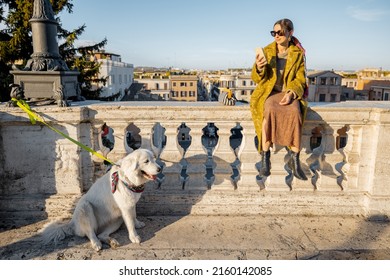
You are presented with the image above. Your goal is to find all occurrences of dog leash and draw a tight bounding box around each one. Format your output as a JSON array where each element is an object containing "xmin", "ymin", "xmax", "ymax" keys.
[{"xmin": 11, "ymin": 98, "xmax": 117, "ymax": 166}]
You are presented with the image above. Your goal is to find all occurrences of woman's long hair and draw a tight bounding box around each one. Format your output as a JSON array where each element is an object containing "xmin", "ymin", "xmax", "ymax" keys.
[{"xmin": 274, "ymin": 18, "xmax": 305, "ymax": 53}]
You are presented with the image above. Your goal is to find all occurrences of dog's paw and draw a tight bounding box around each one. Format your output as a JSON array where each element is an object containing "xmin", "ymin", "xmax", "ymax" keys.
[
  {"xmin": 135, "ymin": 220, "xmax": 145, "ymax": 229},
  {"xmin": 109, "ymin": 238, "xmax": 120, "ymax": 249},
  {"xmin": 91, "ymin": 240, "xmax": 102, "ymax": 251},
  {"xmin": 129, "ymin": 234, "xmax": 141, "ymax": 244}
]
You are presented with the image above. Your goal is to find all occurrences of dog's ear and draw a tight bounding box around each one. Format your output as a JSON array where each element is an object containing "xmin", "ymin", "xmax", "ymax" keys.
[
  {"xmin": 129, "ymin": 159, "xmax": 139, "ymax": 171},
  {"xmin": 122, "ymin": 156, "xmax": 139, "ymax": 172}
]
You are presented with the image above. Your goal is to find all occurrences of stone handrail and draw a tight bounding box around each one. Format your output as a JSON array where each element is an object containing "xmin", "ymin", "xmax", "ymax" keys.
[{"xmin": 1, "ymin": 101, "xmax": 390, "ymax": 217}]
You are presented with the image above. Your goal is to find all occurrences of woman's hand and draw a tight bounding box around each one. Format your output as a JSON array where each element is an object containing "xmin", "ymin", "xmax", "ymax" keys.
[
  {"xmin": 279, "ymin": 92, "xmax": 294, "ymax": 105},
  {"xmin": 256, "ymin": 54, "xmax": 267, "ymax": 71}
]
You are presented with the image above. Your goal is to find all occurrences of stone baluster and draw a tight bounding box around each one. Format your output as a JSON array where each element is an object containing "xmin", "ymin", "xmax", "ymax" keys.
[
  {"xmin": 338, "ymin": 125, "xmax": 362, "ymax": 191},
  {"xmin": 212, "ymin": 122, "xmax": 237, "ymax": 190},
  {"xmin": 316, "ymin": 124, "xmax": 342, "ymax": 191},
  {"xmin": 268, "ymin": 148, "xmax": 295, "ymax": 191},
  {"xmin": 137, "ymin": 121, "xmax": 154, "ymax": 151},
  {"xmin": 184, "ymin": 122, "xmax": 208, "ymax": 190},
  {"xmin": 90, "ymin": 121, "xmax": 107, "ymax": 163},
  {"xmin": 236, "ymin": 121, "xmax": 262, "ymax": 191},
  {"xmin": 304, "ymin": 124, "xmax": 326, "ymax": 190},
  {"xmin": 294, "ymin": 123, "xmax": 316, "ymax": 191},
  {"xmin": 326, "ymin": 124, "xmax": 348, "ymax": 191},
  {"xmin": 159, "ymin": 122, "xmax": 184, "ymax": 190}
]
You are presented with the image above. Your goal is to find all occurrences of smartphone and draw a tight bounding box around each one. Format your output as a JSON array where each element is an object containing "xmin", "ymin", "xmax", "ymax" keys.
[{"xmin": 255, "ymin": 47, "xmax": 266, "ymax": 62}]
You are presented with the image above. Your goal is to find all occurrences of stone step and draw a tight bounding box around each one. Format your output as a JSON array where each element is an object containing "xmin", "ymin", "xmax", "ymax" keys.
[{"xmin": 0, "ymin": 190, "xmax": 368, "ymax": 224}]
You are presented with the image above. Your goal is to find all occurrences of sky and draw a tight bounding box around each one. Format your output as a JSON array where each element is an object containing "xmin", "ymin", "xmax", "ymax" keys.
[{"xmin": 56, "ymin": 0, "xmax": 389, "ymax": 70}]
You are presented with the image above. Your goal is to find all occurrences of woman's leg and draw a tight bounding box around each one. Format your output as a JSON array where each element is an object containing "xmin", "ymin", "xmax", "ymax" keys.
[
  {"xmin": 261, "ymin": 119, "xmax": 271, "ymax": 152},
  {"xmin": 260, "ymin": 119, "xmax": 271, "ymax": 176},
  {"xmin": 289, "ymin": 146, "xmax": 307, "ymax": 180}
]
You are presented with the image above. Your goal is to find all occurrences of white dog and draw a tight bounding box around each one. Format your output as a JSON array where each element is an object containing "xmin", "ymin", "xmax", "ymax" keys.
[{"xmin": 40, "ymin": 149, "xmax": 161, "ymax": 251}]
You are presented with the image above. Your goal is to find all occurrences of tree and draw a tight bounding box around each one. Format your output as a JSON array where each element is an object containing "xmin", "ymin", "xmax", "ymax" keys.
[
  {"xmin": 0, "ymin": 0, "xmax": 107, "ymax": 101},
  {"xmin": 69, "ymin": 39, "xmax": 108, "ymax": 100}
]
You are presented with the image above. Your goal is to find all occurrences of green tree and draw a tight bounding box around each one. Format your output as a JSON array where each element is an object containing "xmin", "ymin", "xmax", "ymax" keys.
[
  {"xmin": 69, "ymin": 39, "xmax": 108, "ymax": 100},
  {"xmin": 0, "ymin": 0, "xmax": 107, "ymax": 101}
]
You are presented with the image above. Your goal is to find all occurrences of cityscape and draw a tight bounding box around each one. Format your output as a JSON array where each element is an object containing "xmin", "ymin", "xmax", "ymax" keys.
[{"xmin": 85, "ymin": 50, "xmax": 390, "ymax": 104}]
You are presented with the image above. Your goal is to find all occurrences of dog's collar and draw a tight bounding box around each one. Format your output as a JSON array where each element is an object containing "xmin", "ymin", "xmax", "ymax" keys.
[{"xmin": 111, "ymin": 171, "xmax": 145, "ymax": 194}]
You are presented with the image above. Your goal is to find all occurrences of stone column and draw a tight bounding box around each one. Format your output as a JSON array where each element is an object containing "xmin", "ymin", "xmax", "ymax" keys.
[{"xmin": 11, "ymin": 0, "xmax": 80, "ymax": 106}]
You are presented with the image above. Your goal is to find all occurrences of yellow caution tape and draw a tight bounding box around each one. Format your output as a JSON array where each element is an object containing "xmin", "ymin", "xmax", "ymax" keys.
[{"xmin": 11, "ymin": 98, "xmax": 117, "ymax": 166}]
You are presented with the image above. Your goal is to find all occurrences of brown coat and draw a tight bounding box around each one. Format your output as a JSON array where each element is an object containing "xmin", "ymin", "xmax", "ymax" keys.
[{"xmin": 250, "ymin": 41, "xmax": 308, "ymax": 151}]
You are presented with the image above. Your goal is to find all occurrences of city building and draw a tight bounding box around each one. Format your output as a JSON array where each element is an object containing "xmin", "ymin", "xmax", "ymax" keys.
[
  {"xmin": 216, "ymin": 71, "xmax": 255, "ymax": 102},
  {"xmin": 170, "ymin": 75, "xmax": 198, "ymax": 102},
  {"xmin": 356, "ymin": 68, "xmax": 390, "ymax": 90},
  {"xmin": 235, "ymin": 74, "xmax": 255, "ymax": 102},
  {"xmin": 133, "ymin": 77, "xmax": 171, "ymax": 100},
  {"xmin": 369, "ymin": 85, "xmax": 390, "ymax": 101},
  {"xmin": 93, "ymin": 52, "xmax": 134, "ymax": 100},
  {"xmin": 307, "ymin": 70, "xmax": 343, "ymax": 102}
]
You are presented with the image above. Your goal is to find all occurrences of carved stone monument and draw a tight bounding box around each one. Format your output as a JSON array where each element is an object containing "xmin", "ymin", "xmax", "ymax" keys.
[{"xmin": 11, "ymin": 0, "xmax": 80, "ymax": 106}]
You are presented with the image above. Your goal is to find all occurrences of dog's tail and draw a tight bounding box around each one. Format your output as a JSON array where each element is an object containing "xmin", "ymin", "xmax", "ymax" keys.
[{"xmin": 39, "ymin": 219, "xmax": 74, "ymax": 245}]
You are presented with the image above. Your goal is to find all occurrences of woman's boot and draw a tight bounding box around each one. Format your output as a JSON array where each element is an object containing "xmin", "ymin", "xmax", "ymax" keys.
[
  {"xmin": 260, "ymin": 150, "xmax": 271, "ymax": 176},
  {"xmin": 290, "ymin": 151, "xmax": 307, "ymax": 180}
]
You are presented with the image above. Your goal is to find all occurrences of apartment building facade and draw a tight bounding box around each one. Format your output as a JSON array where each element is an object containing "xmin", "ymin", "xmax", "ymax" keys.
[
  {"xmin": 133, "ymin": 77, "xmax": 171, "ymax": 100},
  {"xmin": 170, "ymin": 75, "xmax": 198, "ymax": 102},
  {"xmin": 307, "ymin": 71, "xmax": 343, "ymax": 102},
  {"xmin": 94, "ymin": 52, "xmax": 134, "ymax": 100},
  {"xmin": 370, "ymin": 85, "xmax": 390, "ymax": 101},
  {"xmin": 235, "ymin": 74, "xmax": 255, "ymax": 102},
  {"xmin": 218, "ymin": 72, "xmax": 255, "ymax": 102},
  {"xmin": 356, "ymin": 68, "xmax": 388, "ymax": 90}
]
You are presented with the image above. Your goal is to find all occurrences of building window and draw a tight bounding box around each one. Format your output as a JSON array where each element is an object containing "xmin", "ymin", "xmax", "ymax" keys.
[
  {"xmin": 190, "ymin": 82, "xmax": 193, "ymax": 87},
  {"xmin": 180, "ymin": 82, "xmax": 186, "ymax": 87},
  {"xmin": 319, "ymin": 94, "xmax": 326, "ymax": 102},
  {"xmin": 243, "ymin": 80, "xmax": 246, "ymax": 86},
  {"xmin": 173, "ymin": 82, "xmax": 176, "ymax": 87},
  {"xmin": 155, "ymin": 83, "xmax": 159, "ymax": 90},
  {"xmin": 329, "ymin": 77, "xmax": 337, "ymax": 85},
  {"xmin": 181, "ymin": 91, "xmax": 186, "ymax": 97},
  {"xmin": 164, "ymin": 83, "xmax": 168, "ymax": 90},
  {"xmin": 330, "ymin": 94, "xmax": 337, "ymax": 102},
  {"xmin": 320, "ymin": 78, "xmax": 326, "ymax": 85}
]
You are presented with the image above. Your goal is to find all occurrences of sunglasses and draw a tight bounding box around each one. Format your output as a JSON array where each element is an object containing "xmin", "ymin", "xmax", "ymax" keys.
[{"xmin": 270, "ymin": 30, "xmax": 284, "ymax": 37}]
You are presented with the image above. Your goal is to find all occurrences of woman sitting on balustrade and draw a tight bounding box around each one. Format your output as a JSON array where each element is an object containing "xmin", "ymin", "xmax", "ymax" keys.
[{"xmin": 250, "ymin": 18, "xmax": 308, "ymax": 180}]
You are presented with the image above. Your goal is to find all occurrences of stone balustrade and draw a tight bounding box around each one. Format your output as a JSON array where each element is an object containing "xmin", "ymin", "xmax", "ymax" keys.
[{"xmin": 1, "ymin": 101, "xmax": 390, "ymax": 223}]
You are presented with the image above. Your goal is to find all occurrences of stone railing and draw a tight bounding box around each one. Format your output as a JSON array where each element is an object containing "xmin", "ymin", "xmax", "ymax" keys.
[{"xmin": 1, "ymin": 101, "xmax": 390, "ymax": 222}]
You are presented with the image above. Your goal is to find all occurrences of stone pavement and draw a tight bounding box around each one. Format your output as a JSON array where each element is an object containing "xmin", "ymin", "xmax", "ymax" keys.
[{"xmin": 1, "ymin": 214, "xmax": 390, "ymax": 260}]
